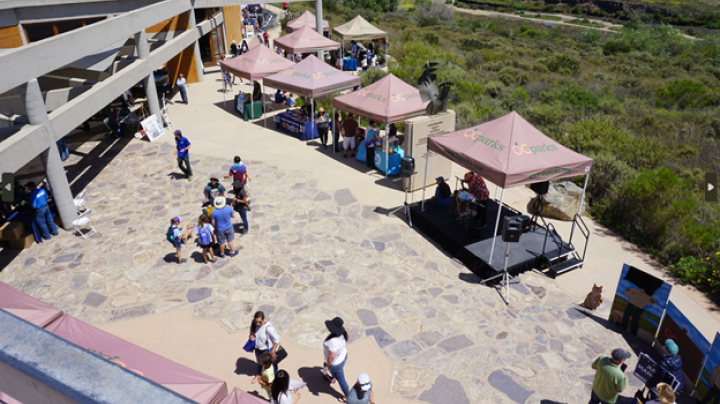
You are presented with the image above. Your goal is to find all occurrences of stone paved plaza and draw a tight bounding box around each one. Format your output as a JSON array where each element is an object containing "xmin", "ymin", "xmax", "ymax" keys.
[{"xmin": 0, "ymin": 134, "xmax": 651, "ymax": 404}]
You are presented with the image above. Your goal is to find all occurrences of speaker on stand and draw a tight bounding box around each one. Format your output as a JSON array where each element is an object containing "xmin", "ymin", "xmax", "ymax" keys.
[
  {"xmin": 481, "ymin": 215, "xmax": 522, "ymax": 304},
  {"xmin": 389, "ymin": 156, "xmax": 415, "ymax": 227},
  {"xmin": 529, "ymin": 181, "xmax": 549, "ymax": 231}
]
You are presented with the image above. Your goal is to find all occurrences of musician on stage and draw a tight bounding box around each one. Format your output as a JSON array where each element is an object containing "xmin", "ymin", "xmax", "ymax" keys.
[
  {"xmin": 430, "ymin": 176, "xmax": 452, "ymax": 208},
  {"xmin": 462, "ymin": 171, "xmax": 490, "ymax": 202}
]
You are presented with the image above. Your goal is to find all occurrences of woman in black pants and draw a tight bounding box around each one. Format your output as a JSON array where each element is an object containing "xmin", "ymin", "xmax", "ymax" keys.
[{"xmin": 315, "ymin": 108, "xmax": 330, "ymax": 149}]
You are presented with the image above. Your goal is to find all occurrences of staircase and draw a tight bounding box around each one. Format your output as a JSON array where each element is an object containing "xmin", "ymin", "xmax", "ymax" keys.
[{"xmin": 537, "ymin": 213, "xmax": 590, "ymax": 277}]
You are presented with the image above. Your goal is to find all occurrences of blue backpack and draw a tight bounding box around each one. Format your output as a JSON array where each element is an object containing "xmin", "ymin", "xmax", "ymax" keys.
[
  {"xmin": 166, "ymin": 226, "xmax": 177, "ymax": 243},
  {"xmin": 198, "ymin": 226, "xmax": 212, "ymax": 246}
]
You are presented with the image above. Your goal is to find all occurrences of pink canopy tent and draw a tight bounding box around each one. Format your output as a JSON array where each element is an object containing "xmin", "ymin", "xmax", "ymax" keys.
[
  {"xmin": 332, "ymin": 74, "xmax": 427, "ymax": 124},
  {"xmin": 421, "ymin": 111, "xmax": 593, "ymax": 263},
  {"xmin": 0, "ymin": 281, "xmax": 62, "ymax": 328},
  {"xmin": 286, "ymin": 10, "xmax": 329, "ymax": 33},
  {"xmin": 45, "ymin": 315, "xmax": 228, "ymax": 404},
  {"xmin": 274, "ymin": 25, "xmax": 341, "ymax": 55},
  {"xmin": 264, "ymin": 55, "xmax": 360, "ymax": 147},
  {"xmin": 220, "ymin": 388, "xmax": 268, "ymax": 404},
  {"xmin": 220, "ymin": 45, "xmax": 295, "ymax": 81},
  {"xmin": 263, "ymin": 55, "xmax": 360, "ymax": 98}
]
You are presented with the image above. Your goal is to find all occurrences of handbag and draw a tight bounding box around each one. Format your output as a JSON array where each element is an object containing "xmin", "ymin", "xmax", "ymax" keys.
[
  {"xmin": 243, "ymin": 339, "xmax": 256, "ymax": 352},
  {"xmin": 633, "ymin": 388, "xmax": 648, "ymax": 404},
  {"xmin": 274, "ymin": 346, "xmax": 288, "ymax": 364}
]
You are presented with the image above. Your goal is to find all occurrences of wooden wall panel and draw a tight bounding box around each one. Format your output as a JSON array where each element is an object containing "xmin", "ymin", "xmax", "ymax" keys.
[
  {"xmin": 223, "ymin": 6, "xmax": 244, "ymax": 46},
  {"xmin": 146, "ymin": 13, "xmax": 189, "ymax": 34},
  {"xmin": 165, "ymin": 44, "xmax": 198, "ymax": 85},
  {"xmin": 0, "ymin": 25, "xmax": 23, "ymax": 48}
]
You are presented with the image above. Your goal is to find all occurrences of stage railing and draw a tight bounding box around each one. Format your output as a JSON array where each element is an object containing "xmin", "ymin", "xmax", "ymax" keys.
[{"xmin": 571, "ymin": 213, "xmax": 590, "ymax": 264}]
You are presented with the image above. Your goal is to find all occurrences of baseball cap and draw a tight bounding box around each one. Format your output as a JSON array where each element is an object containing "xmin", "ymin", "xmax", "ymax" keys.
[
  {"xmin": 172, "ymin": 216, "xmax": 182, "ymax": 223},
  {"xmin": 611, "ymin": 348, "xmax": 631, "ymax": 361},
  {"xmin": 202, "ymin": 199, "xmax": 211, "ymax": 207},
  {"xmin": 664, "ymin": 339, "xmax": 679, "ymax": 355},
  {"xmin": 435, "ymin": 176, "xmax": 444, "ymax": 181},
  {"xmin": 173, "ymin": 130, "xmax": 182, "ymax": 136},
  {"xmin": 25, "ymin": 181, "xmax": 37, "ymax": 188},
  {"xmin": 358, "ymin": 373, "xmax": 371, "ymax": 391}
]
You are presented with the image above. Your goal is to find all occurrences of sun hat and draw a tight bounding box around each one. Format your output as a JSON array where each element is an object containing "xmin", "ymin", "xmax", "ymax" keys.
[
  {"xmin": 172, "ymin": 216, "xmax": 182, "ymax": 223},
  {"xmin": 358, "ymin": 373, "xmax": 371, "ymax": 391},
  {"xmin": 325, "ymin": 317, "xmax": 345, "ymax": 336},
  {"xmin": 664, "ymin": 339, "xmax": 679, "ymax": 355},
  {"xmin": 214, "ymin": 197, "xmax": 226, "ymax": 209},
  {"xmin": 611, "ymin": 348, "xmax": 631, "ymax": 361}
]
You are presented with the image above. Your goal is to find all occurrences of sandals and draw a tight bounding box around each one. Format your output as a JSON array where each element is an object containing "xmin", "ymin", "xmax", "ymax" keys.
[{"xmin": 337, "ymin": 398, "xmax": 346, "ymax": 403}]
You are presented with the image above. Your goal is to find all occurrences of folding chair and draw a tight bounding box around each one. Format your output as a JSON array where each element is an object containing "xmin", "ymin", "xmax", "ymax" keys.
[
  {"xmin": 72, "ymin": 209, "xmax": 97, "ymax": 239},
  {"xmin": 73, "ymin": 189, "xmax": 87, "ymax": 210}
]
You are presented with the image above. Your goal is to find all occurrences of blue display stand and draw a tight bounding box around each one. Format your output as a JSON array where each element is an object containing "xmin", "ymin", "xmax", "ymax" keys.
[
  {"xmin": 343, "ymin": 58, "xmax": 357, "ymax": 71},
  {"xmin": 375, "ymin": 147, "xmax": 404, "ymax": 175},
  {"xmin": 275, "ymin": 112, "xmax": 319, "ymax": 140}
]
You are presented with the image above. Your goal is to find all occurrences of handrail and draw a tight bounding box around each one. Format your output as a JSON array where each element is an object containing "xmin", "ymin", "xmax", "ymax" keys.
[{"xmin": 574, "ymin": 214, "xmax": 591, "ymax": 262}]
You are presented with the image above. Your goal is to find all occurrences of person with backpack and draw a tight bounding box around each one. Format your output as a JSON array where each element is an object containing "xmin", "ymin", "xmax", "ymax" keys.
[
  {"xmin": 225, "ymin": 156, "xmax": 252, "ymax": 211},
  {"xmin": 196, "ymin": 214, "xmax": 216, "ymax": 264},
  {"xmin": 232, "ymin": 180, "xmax": 250, "ymax": 235},
  {"xmin": 167, "ymin": 216, "xmax": 194, "ymax": 264}
]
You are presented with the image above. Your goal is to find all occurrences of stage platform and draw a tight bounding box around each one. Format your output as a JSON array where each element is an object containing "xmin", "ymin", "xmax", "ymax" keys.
[{"xmin": 409, "ymin": 199, "xmax": 571, "ymax": 281}]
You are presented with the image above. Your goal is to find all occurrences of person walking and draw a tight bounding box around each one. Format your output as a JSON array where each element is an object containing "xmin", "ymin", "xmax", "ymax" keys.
[
  {"xmin": 315, "ymin": 108, "xmax": 330, "ymax": 149},
  {"xmin": 176, "ymin": 74, "xmax": 188, "ymax": 104},
  {"xmin": 589, "ymin": 348, "xmax": 631, "ymax": 404},
  {"xmin": 322, "ymin": 317, "xmax": 349, "ymax": 403},
  {"xmin": 232, "ymin": 180, "xmax": 250, "ymax": 235},
  {"xmin": 347, "ymin": 374, "xmax": 374, "ymax": 404},
  {"xmin": 174, "ymin": 130, "xmax": 193, "ymax": 181},
  {"xmin": 26, "ymin": 182, "xmax": 58, "ymax": 240},
  {"xmin": 270, "ymin": 370, "xmax": 301, "ymax": 404},
  {"xmin": 210, "ymin": 197, "xmax": 238, "ymax": 257},
  {"xmin": 249, "ymin": 311, "xmax": 280, "ymax": 375},
  {"xmin": 341, "ymin": 114, "xmax": 358, "ymax": 158}
]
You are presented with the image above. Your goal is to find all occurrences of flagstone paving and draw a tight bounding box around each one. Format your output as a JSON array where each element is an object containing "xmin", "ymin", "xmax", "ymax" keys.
[{"xmin": 0, "ymin": 139, "xmax": 644, "ymax": 404}]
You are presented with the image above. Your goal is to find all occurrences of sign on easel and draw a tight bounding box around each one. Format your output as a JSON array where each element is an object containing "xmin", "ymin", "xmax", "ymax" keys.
[{"xmin": 141, "ymin": 114, "xmax": 165, "ymax": 142}]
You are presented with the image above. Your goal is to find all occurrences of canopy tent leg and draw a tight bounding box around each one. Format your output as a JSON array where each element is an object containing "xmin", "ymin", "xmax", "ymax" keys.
[
  {"xmin": 420, "ymin": 147, "xmax": 430, "ymax": 212},
  {"xmin": 385, "ymin": 125, "xmax": 389, "ymax": 180},
  {"xmin": 332, "ymin": 106, "xmax": 336, "ymax": 155},
  {"xmin": 569, "ymin": 174, "xmax": 589, "ymax": 245},
  {"xmin": 488, "ymin": 188, "xmax": 505, "ymax": 265},
  {"xmin": 262, "ymin": 82, "xmax": 267, "ymax": 128}
]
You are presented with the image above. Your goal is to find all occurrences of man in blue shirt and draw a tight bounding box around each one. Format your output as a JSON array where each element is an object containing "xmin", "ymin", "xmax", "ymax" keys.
[
  {"xmin": 174, "ymin": 130, "xmax": 193, "ymax": 181},
  {"xmin": 210, "ymin": 197, "xmax": 239, "ymax": 258},
  {"xmin": 27, "ymin": 182, "xmax": 59, "ymax": 240},
  {"xmin": 430, "ymin": 177, "xmax": 452, "ymax": 208}
]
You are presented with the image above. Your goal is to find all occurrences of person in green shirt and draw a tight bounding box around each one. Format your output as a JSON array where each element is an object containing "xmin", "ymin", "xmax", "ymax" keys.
[{"xmin": 590, "ymin": 348, "xmax": 631, "ymax": 404}]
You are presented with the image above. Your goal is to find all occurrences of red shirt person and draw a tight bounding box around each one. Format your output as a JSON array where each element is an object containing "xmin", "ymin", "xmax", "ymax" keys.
[{"xmin": 463, "ymin": 171, "xmax": 489, "ymax": 201}]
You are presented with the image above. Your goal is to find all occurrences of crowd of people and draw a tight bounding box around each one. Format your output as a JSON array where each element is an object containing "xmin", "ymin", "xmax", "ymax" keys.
[
  {"xmin": 169, "ymin": 130, "xmax": 251, "ymax": 264},
  {"xmin": 247, "ymin": 312, "xmax": 375, "ymax": 404}
]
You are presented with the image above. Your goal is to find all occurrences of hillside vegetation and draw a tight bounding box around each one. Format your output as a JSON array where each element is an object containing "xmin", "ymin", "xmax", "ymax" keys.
[{"xmin": 301, "ymin": 0, "xmax": 720, "ymax": 301}]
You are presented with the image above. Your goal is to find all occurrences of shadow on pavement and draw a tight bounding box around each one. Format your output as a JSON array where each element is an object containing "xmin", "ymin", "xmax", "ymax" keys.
[
  {"xmin": 234, "ymin": 357, "xmax": 257, "ymax": 376},
  {"xmin": 297, "ymin": 366, "xmax": 343, "ymax": 401}
]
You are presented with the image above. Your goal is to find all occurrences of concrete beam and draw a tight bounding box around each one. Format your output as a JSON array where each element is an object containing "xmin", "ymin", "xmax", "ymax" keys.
[
  {"xmin": 0, "ymin": 9, "xmax": 18, "ymax": 28},
  {"xmin": 0, "ymin": 310, "xmax": 197, "ymax": 404},
  {"xmin": 195, "ymin": 0, "xmax": 309, "ymax": 6},
  {"xmin": 0, "ymin": 124, "xmax": 47, "ymax": 174},
  {"xmin": 14, "ymin": 0, "xmax": 158, "ymax": 24},
  {"xmin": 0, "ymin": 86, "xmax": 94, "ymax": 116},
  {"xmin": 196, "ymin": 12, "xmax": 224, "ymax": 38},
  {"xmin": 0, "ymin": 0, "xmax": 192, "ymax": 95}
]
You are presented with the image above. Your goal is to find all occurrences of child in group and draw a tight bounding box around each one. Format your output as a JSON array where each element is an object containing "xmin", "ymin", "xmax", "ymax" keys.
[
  {"xmin": 167, "ymin": 216, "xmax": 194, "ymax": 264},
  {"xmin": 252, "ymin": 353, "xmax": 275, "ymax": 399},
  {"xmin": 196, "ymin": 214, "xmax": 216, "ymax": 264}
]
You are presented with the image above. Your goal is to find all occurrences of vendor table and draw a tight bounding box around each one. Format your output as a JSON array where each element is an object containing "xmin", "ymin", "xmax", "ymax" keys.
[
  {"xmin": 275, "ymin": 112, "xmax": 319, "ymax": 140},
  {"xmin": 234, "ymin": 95, "xmax": 262, "ymax": 121},
  {"xmin": 375, "ymin": 147, "xmax": 404, "ymax": 175}
]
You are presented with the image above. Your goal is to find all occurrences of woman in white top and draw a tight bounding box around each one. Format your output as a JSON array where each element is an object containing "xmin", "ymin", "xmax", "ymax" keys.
[
  {"xmin": 322, "ymin": 317, "xmax": 349, "ymax": 402},
  {"xmin": 647, "ymin": 383, "xmax": 676, "ymax": 404},
  {"xmin": 271, "ymin": 370, "xmax": 301, "ymax": 404},
  {"xmin": 249, "ymin": 311, "xmax": 280, "ymax": 376}
]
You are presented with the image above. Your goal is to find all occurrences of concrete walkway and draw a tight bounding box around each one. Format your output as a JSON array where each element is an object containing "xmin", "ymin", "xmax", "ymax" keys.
[{"xmin": 1, "ymin": 44, "xmax": 717, "ymax": 403}]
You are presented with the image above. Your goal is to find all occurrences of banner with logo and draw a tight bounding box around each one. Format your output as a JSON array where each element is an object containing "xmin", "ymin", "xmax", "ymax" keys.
[{"xmin": 609, "ymin": 264, "xmax": 672, "ymax": 343}]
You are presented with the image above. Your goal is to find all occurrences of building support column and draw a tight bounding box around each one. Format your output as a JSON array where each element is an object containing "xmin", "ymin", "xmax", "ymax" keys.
[
  {"xmin": 188, "ymin": 9, "xmax": 204, "ymax": 82},
  {"xmin": 134, "ymin": 30, "xmax": 161, "ymax": 118},
  {"xmin": 18, "ymin": 79, "xmax": 76, "ymax": 231},
  {"xmin": 315, "ymin": 0, "xmax": 325, "ymax": 61}
]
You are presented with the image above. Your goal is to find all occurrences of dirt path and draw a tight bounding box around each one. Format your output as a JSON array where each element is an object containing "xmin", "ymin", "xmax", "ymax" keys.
[{"xmin": 451, "ymin": 5, "xmax": 624, "ymax": 32}]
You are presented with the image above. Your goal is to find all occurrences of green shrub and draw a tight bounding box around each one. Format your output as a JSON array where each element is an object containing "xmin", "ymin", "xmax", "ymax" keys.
[
  {"xmin": 543, "ymin": 54, "xmax": 581, "ymax": 75},
  {"xmin": 527, "ymin": 102, "xmax": 564, "ymax": 126},
  {"xmin": 361, "ymin": 67, "xmax": 389, "ymax": 87},
  {"xmin": 423, "ymin": 33, "xmax": 439, "ymax": 45},
  {"xmin": 580, "ymin": 152, "xmax": 637, "ymax": 208},
  {"xmin": 563, "ymin": 117, "xmax": 630, "ymax": 154},
  {"xmin": 485, "ymin": 81, "xmax": 504, "ymax": 98},
  {"xmin": 557, "ymin": 86, "xmax": 600, "ymax": 110},
  {"xmin": 578, "ymin": 29, "xmax": 604, "ymax": 45},
  {"xmin": 656, "ymin": 79, "xmax": 716, "ymax": 109},
  {"xmin": 497, "ymin": 67, "xmax": 530, "ymax": 86}
]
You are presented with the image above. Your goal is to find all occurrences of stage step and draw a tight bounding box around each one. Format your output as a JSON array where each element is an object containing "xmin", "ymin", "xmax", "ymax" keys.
[
  {"xmin": 546, "ymin": 247, "xmax": 575, "ymax": 263},
  {"xmin": 552, "ymin": 256, "xmax": 584, "ymax": 275}
]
